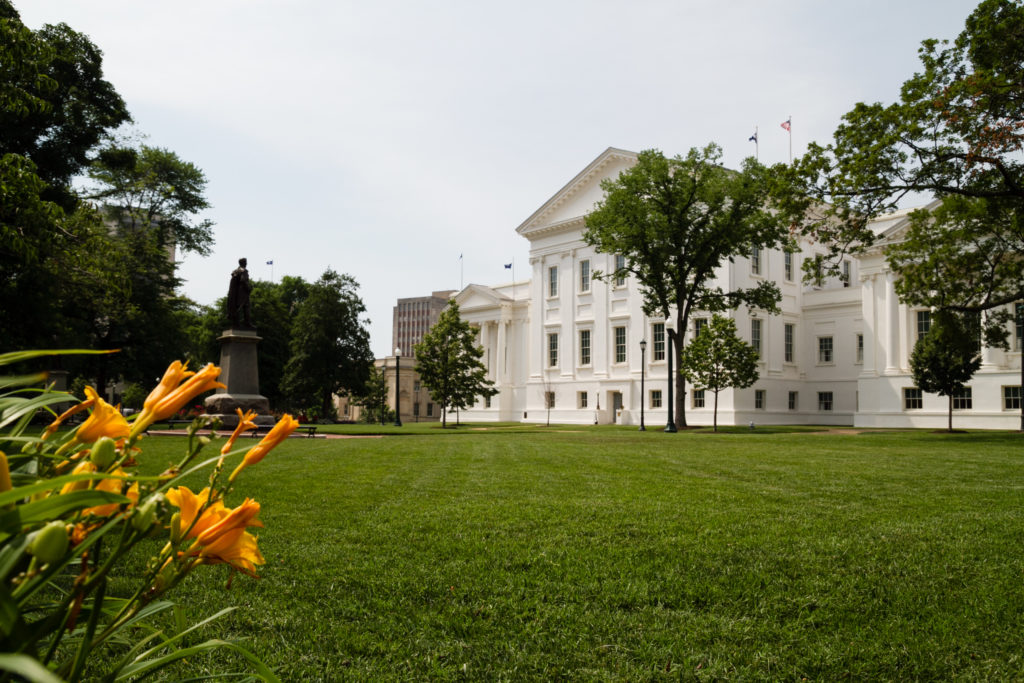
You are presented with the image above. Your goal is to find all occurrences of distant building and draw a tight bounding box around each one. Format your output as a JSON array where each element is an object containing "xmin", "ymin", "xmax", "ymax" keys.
[{"xmin": 393, "ymin": 291, "xmax": 455, "ymax": 358}]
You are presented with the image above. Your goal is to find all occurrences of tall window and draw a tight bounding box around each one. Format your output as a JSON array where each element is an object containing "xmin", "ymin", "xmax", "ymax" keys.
[
  {"xmin": 856, "ymin": 333, "xmax": 864, "ymax": 363},
  {"xmin": 579, "ymin": 259, "xmax": 591, "ymax": 293},
  {"xmin": 545, "ymin": 391, "xmax": 556, "ymax": 409},
  {"xmin": 842, "ymin": 260, "xmax": 851, "ymax": 287},
  {"xmin": 818, "ymin": 392, "xmax": 833, "ymax": 411},
  {"xmin": 784, "ymin": 323, "xmax": 795, "ymax": 363},
  {"xmin": 427, "ymin": 403, "xmax": 434, "ymax": 417},
  {"xmin": 652, "ymin": 323, "xmax": 666, "ymax": 361},
  {"xmin": 548, "ymin": 333, "xmax": 558, "ymax": 367},
  {"xmin": 784, "ymin": 251, "xmax": 794, "ymax": 281},
  {"xmin": 694, "ymin": 318, "xmax": 709, "ymax": 338},
  {"xmin": 579, "ymin": 329, "xmax": 591, "ymax": 366},
  {"xmin": 693, "ymin": 390, "xmax": 705, "ymax": 408},
  {"xmin": 578, "ymin": 391, "xmax": 588, "ymax": 408},
  {"xmin": 548, "ymin": 265, "xmax": 558, "ymax": 297},
  {"xmin": 751, "ymin": 318, "xmax": 762, "ymax": 355},
  {"xmin": 1004, "ymin": 386, "xmax": 1021, "ymax": 411},
  {"xmin": 904, "ymin": 387, "xmax": 923, "ymax": 410},
  {"xmin": 1016, "ymin": 303, "xmax": 1023, "ymax": 351},
  {"xmin": 788, "ymin": 391, "xmax": 798, "ymax": 411},
  {"xmin": 614, "ymin": 326, "xmax": 627, "ymax": 363},
  {"xmin": 818, "ymin": 336, "xmax": 833, "ymax": 364},
  {"xmin": 916, "ymin": 310, "xmax": 932, "ymax": 340},
  {"xmin": 750, "ymin": 247, "xmax": 762, "ymax": 275},
  {"xmin": 755, "ymin": 389, "xmax": 765, "ymax": 410},
  {"xmin": 651, "ymin": 389, "xmax": 663, "ymax": 408},
  {"xmin": 614, "ymin": 254, "xmax": 626, "ymax": 287},
  {"xmin": 952, "ymin": 387, "xmax": 972, "ymax": 410}
]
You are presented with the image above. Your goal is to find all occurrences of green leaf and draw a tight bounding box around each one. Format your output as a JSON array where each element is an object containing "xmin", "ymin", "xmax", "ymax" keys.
[
  {"xmin": 0, "ymin": 654, "xmax": 66, "ymax": 683},
  {"xmin": 0, "ymin": 349, "xmax": 117, "ymax": 368}
]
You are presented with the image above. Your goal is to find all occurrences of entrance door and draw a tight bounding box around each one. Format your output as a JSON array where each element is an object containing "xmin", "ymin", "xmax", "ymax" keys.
[{"xmin": 612, "ymin": 392, "xmax": 623, "ymax": 423}]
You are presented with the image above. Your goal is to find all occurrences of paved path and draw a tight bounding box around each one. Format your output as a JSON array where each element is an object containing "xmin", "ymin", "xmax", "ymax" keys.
[{"xmin": 146, "ymin": 430, "xmax": 382, "ymax": 440}]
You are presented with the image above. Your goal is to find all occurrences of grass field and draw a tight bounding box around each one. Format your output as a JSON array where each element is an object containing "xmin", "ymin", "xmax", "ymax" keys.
[{"xmin": 108, "ymin": 426, "xmax": 1024, "ymax": 681}]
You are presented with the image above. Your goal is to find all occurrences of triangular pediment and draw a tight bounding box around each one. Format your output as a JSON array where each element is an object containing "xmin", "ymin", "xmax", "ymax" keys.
[
  {"xmin": 516, "ymin": 147, "xmax": 638, "ymax": 239},
  {"xmin": 454, "ymin": 283, "xmax": 511, "ymax": 312},
  {"xmin": 866, "ymin": 199, "xmax": 943, "ymax": 250}
]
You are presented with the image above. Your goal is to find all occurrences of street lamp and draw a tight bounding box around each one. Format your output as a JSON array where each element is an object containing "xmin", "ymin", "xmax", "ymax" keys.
[
  {"xmin": 393, "ymin": 347, "xmax": 403, "ymax": 427},
  {"xmin": 665, "ymin": 322, "xmax": 677, "ymax": 433},
  {"xmin": 639, "ymin": 338, "xmax": 647, "ymax": 431}
]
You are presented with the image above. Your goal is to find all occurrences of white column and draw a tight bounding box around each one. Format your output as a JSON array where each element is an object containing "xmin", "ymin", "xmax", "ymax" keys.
[
  {"xmin": 861, "ymin": 275, "xmax": 877, "ymax": 376},
  {"xmin": 529, "ymin": 257, "xmax": 543, "ymax": 379},
  {"xmin": 885, "ymin": 272, "xmax": 900, "ymax": 374},
  {"xmin": 497, "ymin": 314, "xmax": 508, "ymax": 383}
]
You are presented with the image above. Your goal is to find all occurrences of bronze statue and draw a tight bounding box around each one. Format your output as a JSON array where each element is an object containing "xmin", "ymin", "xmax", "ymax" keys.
[{"xmin": 227, "ymin": 258, "xmax": 252, "ymax": 328}]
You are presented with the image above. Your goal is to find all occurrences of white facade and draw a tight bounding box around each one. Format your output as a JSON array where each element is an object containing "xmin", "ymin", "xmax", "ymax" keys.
[{"xmin": 456, "ymin": 148, "xmax": 1024, "ymax": 429}]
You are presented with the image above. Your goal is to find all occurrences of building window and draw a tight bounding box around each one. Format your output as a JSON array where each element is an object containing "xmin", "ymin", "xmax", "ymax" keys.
[
  {"xmin": 818, "ymin": 392, "xmax": 833, "ymax": 411},
  {"xmin": 784, "ymin": 323, "xmax": 795, "ymax": 363},
  {"xmin": 842, "ymin": 260, "xmax": 851, "ymax": 287},
  {"xmin": 693, "ymin": 389, "xmax": 705, "ymax": 408},
  {"xmin": 652, "ymin": 323, "xmax": 665, "ymax": 361},
  {"xmin": 694, "ymin": 318, "xmax": 708, "ymax": 338},
  {"xmin": 579, "ymin": 259, "xmax": 591, "ymax": 293},
  {"xmin": 579, "ymin": 329, "xmax": 591, "ymax": 366},
  {"xmin": 545, "ymin": 391, "xmax": 556, "ymax": 409},
  {"xmin": 952, "ymin": 387, "xmax": 972, "ymax": 410},
  {"xmin": 1015, "ymin": 303, "xmax": 1023, "ymax": 351},
  {"xmin": 548, "ymin": 265, "xmax": 558, "ymax": 297},
  {"xmin": 1004, "ymin": 386, "xmax": 1022, "ymax": 411},
  {"xmin": 413, "ymin": 402, "xmax": 420, "ymax": 416},
  {"xmin": 614, "ymin": 254, "xmax": 626, "ymax": 287},
  {"xmin": 751, "ymin": 318, "xmax": 762, "ymax": 355},
  {"xmin": 856, "ymin": 333, "xmax": 864, "ymax": 364},
  {"xmin": 578, "ymin": 391, "xmax": 588, "ymax": 409},
  {"xmin": 548, "ymin": 333, "xmax": 558, "ymax": 367},
  {"xmin": 904, "ymin": 387, "xmax": 923, "ymax": 410},
  {"xmin": 427, "ymin": 403, "xmax": 434, "ymax": 417},
  {"xmin": 651, "ymin": 389, "xmax": 662, "ymax": 408},
  {"xmin": 414, "ymin": 380, "xmax": 421, "ymax": 392},
  {"xmin": 818, "ymin": 336, "xmax": 833, "ymax": 364},
  {"xmin": 750, "ymin": 247, "xmax": 761, "ymax": 275},
  {"xmin": 917, "ymin": 310, "xmax": 932, "ymax": 340},
  {"xmin": 788, "ymin": 391, "xmax": 798, "ymax": 411},
  {"xmin": 784, "ymin": 251, "xmax": 794, "ymax": 281},
  {"xmin": 755, "ymin": 389, "xmax": 765, "ymax": 410},
  {"xmin": 614, "ymin": 326, "xmax": 627, "ymax": 363}
]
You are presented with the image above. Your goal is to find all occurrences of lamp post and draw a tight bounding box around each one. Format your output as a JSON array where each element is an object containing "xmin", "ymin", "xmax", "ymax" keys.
[
  {"xmin": 665, "ymin": 323, "xmax": 677, "ymax": 433},
  {"xmin": 393, "ymin": 347, "xmax": 403, "ymax": 427},
  {"xmin": 639, "ymin": 339, "xmax": 647, "ymax": 431}
]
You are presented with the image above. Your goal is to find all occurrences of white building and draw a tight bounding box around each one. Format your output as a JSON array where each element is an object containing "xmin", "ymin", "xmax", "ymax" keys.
[{"xmin": 456, "ymin": 148, "xmax": 1023, "ymax": 430}]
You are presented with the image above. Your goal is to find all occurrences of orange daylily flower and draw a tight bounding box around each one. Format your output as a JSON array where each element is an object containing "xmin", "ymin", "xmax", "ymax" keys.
[
  {"xmin": 77, "ymin": 387, "xmax": 130, "ymax": 444},
  {"xmin": 221, "ymin": 408, "xmax": 259, "ymax": 455},
  {"xmin": 167, "ymin": 486, "xmax": 265, "ymax": 576},
  {"xmin": 229, "ymin": 414, "xmax": 298, "ymax": 482},
  {"xmin": 60, "ymin": 461, "xmax": 138, "ymax": 517},
  {"xmin": 130, "ymin": 362, "xmax": 225, "ymax": 438}
]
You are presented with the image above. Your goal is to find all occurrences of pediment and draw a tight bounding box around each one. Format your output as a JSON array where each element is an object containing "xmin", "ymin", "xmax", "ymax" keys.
[
  {"xmin": 516, "ymin": 147, "xmax": 637, "ymax": 240},
  {"xmin": 866, "ymin": 199, "xmax": 942, "ymax": 250},
  {"xmin": 454, "ymin": 284, "xmax": 511, "ymax": 312}
]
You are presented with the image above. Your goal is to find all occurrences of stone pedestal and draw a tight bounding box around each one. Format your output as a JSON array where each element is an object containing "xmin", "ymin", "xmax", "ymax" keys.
[{"xmin": 205, "ymin": 327, "xmax": 271, "ymax": 425}]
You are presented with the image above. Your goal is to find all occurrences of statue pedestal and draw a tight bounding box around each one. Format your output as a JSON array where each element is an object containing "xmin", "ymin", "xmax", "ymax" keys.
[{"xmin": 205, "ymin": 327, "xmax": 271, "ymax": 425}]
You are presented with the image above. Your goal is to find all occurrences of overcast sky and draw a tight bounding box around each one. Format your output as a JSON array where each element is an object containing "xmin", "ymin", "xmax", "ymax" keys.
[{"xmin": 20, "ymin": 0, "xmax": 978, "ymax": 358}]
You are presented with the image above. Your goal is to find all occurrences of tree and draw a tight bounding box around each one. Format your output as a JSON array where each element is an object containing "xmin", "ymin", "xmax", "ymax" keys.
[
  {"xmin": 414, "ymin": 300, "xmax": 497, "ymax": 428},
  {"xmin": 584, "ymin": 145, "xmax": 794, "ymax": 428},
  {"xmin": 350, "ymin": 363, "xmax": 388, "ymax": 424},
  {"xmin": 790, "ymin": 0, "xmax": 1024, "ymax": 429},
  {"xmin": 679, "ymin": 315, "xmax": 760, "ymax": 432},
  {"xmin": 86, "ymin": 143, "xmax": 216, "ymax": 256},
  {"xmin": 281, "ymin": 270, "xmax": 372, "ymax": 418},
  {"xmin": 910, "ymin": 310, "xmax": 983, "ymax": 432}
]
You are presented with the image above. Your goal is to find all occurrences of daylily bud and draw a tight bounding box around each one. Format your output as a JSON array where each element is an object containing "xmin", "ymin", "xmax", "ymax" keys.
[
  {"xmin": 169, "ymin": 512, "xmax": 183, "ymax": 544},
  {"xmin": 198, "ymin": 436, "xmax": 211, "ymax": 447},
  {"xmin": 132, "ymin": 493, "xmax": 164, "ymax": 532},
  {"xmin": 89, "ymin": 436, "xmax": 117, "ymax": 470},
  {"xmin": 29, "ymin": 521, "xmax": 69, "ymax": 565}
]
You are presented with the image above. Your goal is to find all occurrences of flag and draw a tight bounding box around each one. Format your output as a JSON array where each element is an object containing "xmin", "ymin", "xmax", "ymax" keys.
[
  {"xmin": 459, "ymin": 253, "xmax": 463, "ymax": 260},
  {"xmin": 781, "ymin": 118, "xmax": 791, "ymax": 132},
  {"xmin": 748, "ymin": 132, "xmax": 758, "ymax": 143},
  {"xmin": 266, "ymin": 260, "xmax": 273, "ymax": 265},
  {"xmin": 504, "ymin": 263, "xmax": 512, "ymax": 269}
]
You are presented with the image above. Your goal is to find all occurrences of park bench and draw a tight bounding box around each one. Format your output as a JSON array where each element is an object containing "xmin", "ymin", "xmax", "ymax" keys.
[{"xmin": 247, "ymin": 424, "xmax": 318, "ymax": 438}]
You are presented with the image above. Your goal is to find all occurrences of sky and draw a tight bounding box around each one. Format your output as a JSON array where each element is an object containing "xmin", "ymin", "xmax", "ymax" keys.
[{"xmin": 19, "ymin": 0, "xmax": 980, "ymax": 358}]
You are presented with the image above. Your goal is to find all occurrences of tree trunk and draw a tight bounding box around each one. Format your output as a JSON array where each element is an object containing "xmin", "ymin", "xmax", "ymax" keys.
[
  {"xmin": 442, "ymin": 401, "xmax": 447, "ymax": 428},
  {"xmin": 671, "ymin": 325, "xmax": 686, "ymax": 428},
  {"xmin": 948, "ymin": 394, "xmax": 953, "ymax": 433},
  {"xmin": 713, "ymin": 390, "xmax": 719, "ymax": 432}
]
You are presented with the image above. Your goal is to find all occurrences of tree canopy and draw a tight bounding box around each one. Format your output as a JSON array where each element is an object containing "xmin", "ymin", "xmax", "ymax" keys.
[
  {"xmin": 414, "ymin": 300, "xmax": 496, "ymax": 428},
  {"xmin": 584, "ymin": 145, "xmax": 793, "ymax": 428},
  {"xmin": 910, "ymin": 310, "xmax": 983, "ymax": 432},
  {"xmin": 679, "ymin": 315, "xmax": 760, "ymax": 432}
]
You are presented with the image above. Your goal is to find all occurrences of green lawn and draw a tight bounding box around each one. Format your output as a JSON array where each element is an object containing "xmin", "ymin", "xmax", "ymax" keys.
[{"xmin": 110, "ymin": 428, "xmax": 1024, "ymax": 681}]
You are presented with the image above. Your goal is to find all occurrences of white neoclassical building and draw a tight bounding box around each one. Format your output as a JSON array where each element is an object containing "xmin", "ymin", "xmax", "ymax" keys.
[{"xmin": 454, "ymin": 148, "xmax": 1023, "ymax": 430}]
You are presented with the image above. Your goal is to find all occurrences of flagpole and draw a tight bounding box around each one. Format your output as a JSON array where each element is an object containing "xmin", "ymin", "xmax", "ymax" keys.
[
  {"xmin": 755, "ymin": 125, "xmax": 759, "ymax": 162},
  {"xmin": 788, "ymin": 115, "xmax": 792, "ymax": 164},
  {"xmin": 460, "ymin": 254, "xmax": 464, "ymax": 290}
]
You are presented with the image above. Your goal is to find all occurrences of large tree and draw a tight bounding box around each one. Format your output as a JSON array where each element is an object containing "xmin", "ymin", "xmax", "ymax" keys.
[
  {"xmin": 281, "ymin": 270, "xmax": 372, "ymax": 418},
  {"xmin": 679, "ymin": 315, "xmax": 760, "ymax": 432},
  {"xmin": 790, "ymin": 0, "xmax": 1024, "ymax": 428},
  {"xmin": 910, "ymin": 310, "xmax": 983, "ymax": 432},
  {"xmin": 414, "ymin": 300, "xmax": 496, "ymax": 428},
  {"xmin": 584, "ymin": 145, "xmax": 793, "ymax": 428}
]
